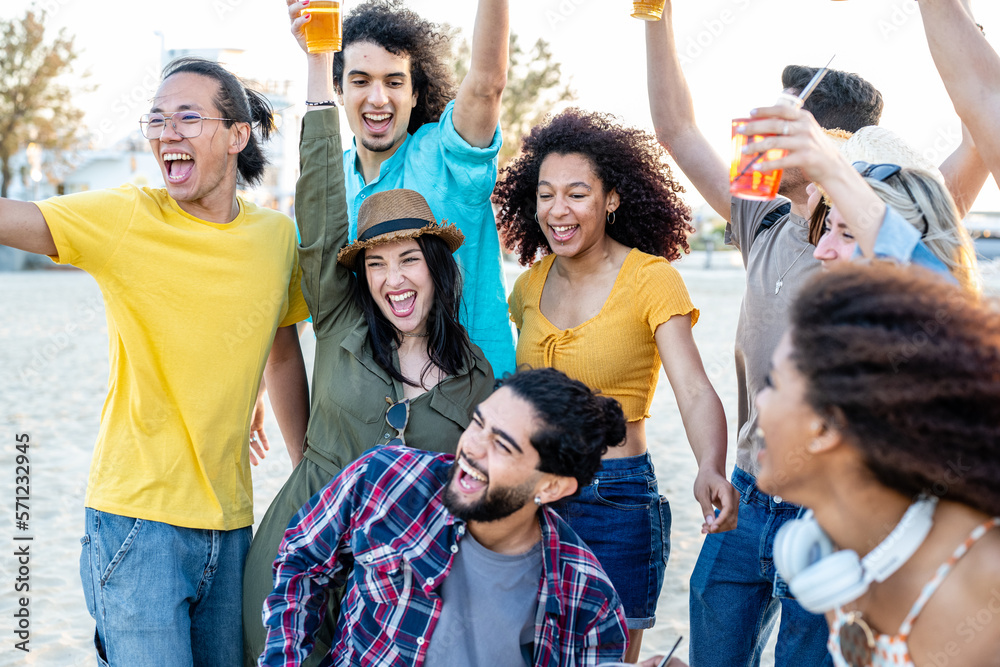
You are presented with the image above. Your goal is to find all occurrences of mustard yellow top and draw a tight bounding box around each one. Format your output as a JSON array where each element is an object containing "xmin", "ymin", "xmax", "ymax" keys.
[{"xmin": 508, "ymin": 249, "xmax": 698, "ymax": 422}]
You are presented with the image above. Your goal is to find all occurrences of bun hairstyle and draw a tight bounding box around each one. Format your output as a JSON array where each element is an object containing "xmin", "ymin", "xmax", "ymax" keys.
[
  {"xmin": 789, "ymin": 263, "xmax": 1000, "ymax": 515},
  {"xmin": 501, "ymin": 367, "xmax": 626, "ymax": 491},
  {"xmin": 161, "ymin": 57, "xmax": 275, "ymax": 186}
]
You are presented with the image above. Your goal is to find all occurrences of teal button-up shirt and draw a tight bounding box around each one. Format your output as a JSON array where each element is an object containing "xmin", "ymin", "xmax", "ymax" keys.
[{"xmin": 343, "ymin": 100, "xmax": 515, "ymax": 376}]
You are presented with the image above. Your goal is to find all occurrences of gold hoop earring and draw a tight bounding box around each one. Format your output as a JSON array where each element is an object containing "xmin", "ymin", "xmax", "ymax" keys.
[{"xmin": 606, "ymin": 210, "xmax": 615, "ymax": 225}]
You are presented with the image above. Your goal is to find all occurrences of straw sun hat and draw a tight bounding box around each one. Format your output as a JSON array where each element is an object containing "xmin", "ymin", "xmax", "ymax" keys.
[
  {"xmin": 336, "ymin": 189, "xmax": 465, "ymax": 267},
  {"xmin": 839, "ymin": 125, "xmax": 944, "ymax": 183},
  {"xmin": 812, "ymin": 126, "xmax": 944, "ymax": 206}
]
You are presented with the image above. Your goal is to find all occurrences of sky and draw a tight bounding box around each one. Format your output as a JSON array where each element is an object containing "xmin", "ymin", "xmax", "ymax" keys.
[{"xmin": 6, "ymin": 0, "xmax": 1000, "ymax": 211}]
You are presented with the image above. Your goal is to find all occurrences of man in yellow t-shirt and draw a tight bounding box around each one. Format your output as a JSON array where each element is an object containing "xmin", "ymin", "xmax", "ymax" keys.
[{"xmin": 0, "ymin": 57, "xmax": 310, "ymax": 666}]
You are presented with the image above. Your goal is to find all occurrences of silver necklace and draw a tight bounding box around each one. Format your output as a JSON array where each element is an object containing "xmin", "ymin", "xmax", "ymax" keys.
[{"xmin": 774, "ymin": 244, "xmax": 810, "ymax": 294}]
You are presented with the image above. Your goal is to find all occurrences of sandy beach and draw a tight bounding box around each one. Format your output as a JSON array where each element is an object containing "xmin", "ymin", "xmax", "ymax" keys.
[{"xmin": 1, "ymin": 252, "xmax": 997, "ymax": 666}]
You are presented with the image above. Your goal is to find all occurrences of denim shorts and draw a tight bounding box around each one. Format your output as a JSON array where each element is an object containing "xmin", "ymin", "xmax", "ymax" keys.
[{"xmin": 552, "ymin": 453, "xmax": 670, "ymax": 630}]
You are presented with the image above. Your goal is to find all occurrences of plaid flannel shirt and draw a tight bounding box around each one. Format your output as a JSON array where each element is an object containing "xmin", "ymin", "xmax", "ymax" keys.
[{"xmin": 260, "ymin": 446, "xmax": 628, "ymax": 667}]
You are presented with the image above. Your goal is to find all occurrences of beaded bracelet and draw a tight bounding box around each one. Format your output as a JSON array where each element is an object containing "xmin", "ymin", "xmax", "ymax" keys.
[{"xmin": 305, "ymin": 100, "xmax": 337, "ymax": 107}]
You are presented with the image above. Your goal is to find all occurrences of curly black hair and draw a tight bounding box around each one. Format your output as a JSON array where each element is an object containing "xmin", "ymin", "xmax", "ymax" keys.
[
  {"xmin": 790, "ymin": 263, "xmax": 1000, "ymax": 515},
  {"xmin": 501, "ymin": 367, "xmax": 626, "ymax": 491},
  {"xmin": 333, "ymin": 0, "xmax": 456, "ymax": 134},
  {"xmin": 493, "ymin": 108, "xmax": 693, "ymax": 266}
]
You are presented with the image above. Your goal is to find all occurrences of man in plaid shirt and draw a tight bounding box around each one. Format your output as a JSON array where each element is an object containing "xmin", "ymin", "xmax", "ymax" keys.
[{"xmin": 259, "ymin": 368, "xmax": 630, "ymax": 666}]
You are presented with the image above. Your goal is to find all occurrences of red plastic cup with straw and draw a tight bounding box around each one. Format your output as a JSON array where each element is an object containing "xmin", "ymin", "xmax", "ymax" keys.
[{"xmin": 729, "ymin": 57, "xmax": 834, "ymax": 200}]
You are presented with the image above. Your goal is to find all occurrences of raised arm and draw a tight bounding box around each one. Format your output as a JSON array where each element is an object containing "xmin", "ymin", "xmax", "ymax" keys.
[
  {"xmin": 645, "ymin": 4, "xmax": 732, "ymax": 221},
  {"xmin": 452, "ymin": 0, "xmax": 508, "ymax": 148},
  {"xmin": 938, "ymin": 123, "xmax": 990, "ymax": 219},
  {"xmin": 918, "ymin": 0, "xmax": 1000, "ymax": 181},
  {"xmin": 741, "ymin": 106, "xmax": 887, "ymax": 257},
  {"xmin": 288, "ymin": 2, "xmax": 356, "ymax": 333},
  {"xmin": 0, "ymin": 199, "xmax": 57, "ymax": 256}
]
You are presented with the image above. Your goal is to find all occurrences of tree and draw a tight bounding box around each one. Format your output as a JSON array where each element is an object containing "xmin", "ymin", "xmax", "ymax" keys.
[
  {"xmin": 452, "ymin": 31, "xmax": 576, "ymax": 168},
  {"xmin": 0, "ymin": 10, "xmax": 86, "ymax": 198}
]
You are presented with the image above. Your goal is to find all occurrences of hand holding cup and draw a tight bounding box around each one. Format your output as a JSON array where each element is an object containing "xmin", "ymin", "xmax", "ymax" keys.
[
  {"xmin": 632, "ymin": 0, "xmax": 668, "ymax": 20},
  {"xmin": 287, "ymin": 0, "xmax": 343, "ymax": 54},
  {"xmin": 739, "ymin": 105, "xmax": 853, "ymax": 189}
]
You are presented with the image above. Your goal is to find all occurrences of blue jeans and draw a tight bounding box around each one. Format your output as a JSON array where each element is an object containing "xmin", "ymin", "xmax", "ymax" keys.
[
  {"xmin": 79, "ymin": 508, "xmax": 251, "ymax": 666},
  {"xmin": 689, "ymin": 467, "xmax": 831, "ymax": 667},
  {"xmin": 552, "ymin": 453, "xmax": 670, "ymax": 630}
]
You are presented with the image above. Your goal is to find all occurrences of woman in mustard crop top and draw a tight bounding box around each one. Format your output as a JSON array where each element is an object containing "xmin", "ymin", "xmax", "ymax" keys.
[
  {"xmin": 494, "ymin": 109, "xmax": 738, "ymax": 661},
  {"xmin": 756, "ymin": 264, "xmax": 1000, "ymax": 667}
]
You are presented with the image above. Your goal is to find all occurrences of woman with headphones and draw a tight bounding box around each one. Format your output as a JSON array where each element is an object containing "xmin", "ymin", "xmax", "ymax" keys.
[{"xmin": 755, "ymin": 262, "xmax": 1000, "ymax": 667}]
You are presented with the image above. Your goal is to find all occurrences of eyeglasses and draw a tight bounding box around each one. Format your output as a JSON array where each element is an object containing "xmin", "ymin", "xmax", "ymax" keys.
[
  {"xmin": 139, "ymin": 111, "xmax": 235, "ymax": 139},
  {"xmin": 384, "ymin": 398, "xmax": 411, "ymax": 448},
  {"xmin": 852, "ymin": 161, "xmax": 928, "ymax": 237}
]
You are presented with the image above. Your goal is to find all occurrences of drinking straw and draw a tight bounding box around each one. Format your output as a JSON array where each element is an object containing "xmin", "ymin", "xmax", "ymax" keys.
[{"xmin": 735, "ymin": 55, "xmax": 836, "ymax": 180}]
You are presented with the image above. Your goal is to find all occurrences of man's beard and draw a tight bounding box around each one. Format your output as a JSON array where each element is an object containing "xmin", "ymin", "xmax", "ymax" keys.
[
  {"xmin": 361, "ymin": 134, "xmax": 399, "ymax": 154},
  {"xmin": 441, "ymin": 463, "xmax": 535, "ymax": 523},
  {"xmin": 778, "ymin": 166, "xmax": 808, "ymax": 199}
]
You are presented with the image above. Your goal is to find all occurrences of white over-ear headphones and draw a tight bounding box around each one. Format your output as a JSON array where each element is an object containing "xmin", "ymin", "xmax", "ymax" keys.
[{"xmin": 774, "ymin": 496, "xmax": 938, "ymax": 614}]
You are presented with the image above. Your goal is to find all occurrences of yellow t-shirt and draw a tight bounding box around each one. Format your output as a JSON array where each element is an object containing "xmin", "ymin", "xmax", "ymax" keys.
[
  {"xmin": 37, "ymin": 185, "xmax": 309, "ymax": 530},
  {"xmin": 508, "ymin": 249, "xmax": 698, "ymax": 422}
]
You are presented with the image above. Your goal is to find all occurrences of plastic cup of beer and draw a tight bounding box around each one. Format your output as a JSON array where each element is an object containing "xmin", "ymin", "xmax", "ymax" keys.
[
  {"xmin": 632, "ymin": 0, "xmax": 667, "ymax": 20},
  {"xmin": 302, "ymin": 0, "xmax": 343, "ymax": 53},
  {"xmin": 729, "ymin": 118, "xmax": 786, "ymax": 201}
]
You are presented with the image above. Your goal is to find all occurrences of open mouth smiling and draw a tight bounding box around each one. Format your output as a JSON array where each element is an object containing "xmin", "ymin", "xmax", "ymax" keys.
[
  {"xmin": 363, "ymin": 112, "xmax": 392, "ymax": 133},
  {"xmin": 163, "ymin": 153, "xmax": 194, "ymax": 183},
  {"xmin": 457, "ymin": 456, "xmax": 488, "ymax": 492},
  {"xmin": 387, "ymin": 290, "xmax": 416, "ymax": 317},
  {"xmin": 550, "ymin": 224, "xmax": 578, "ymax": 242}
]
